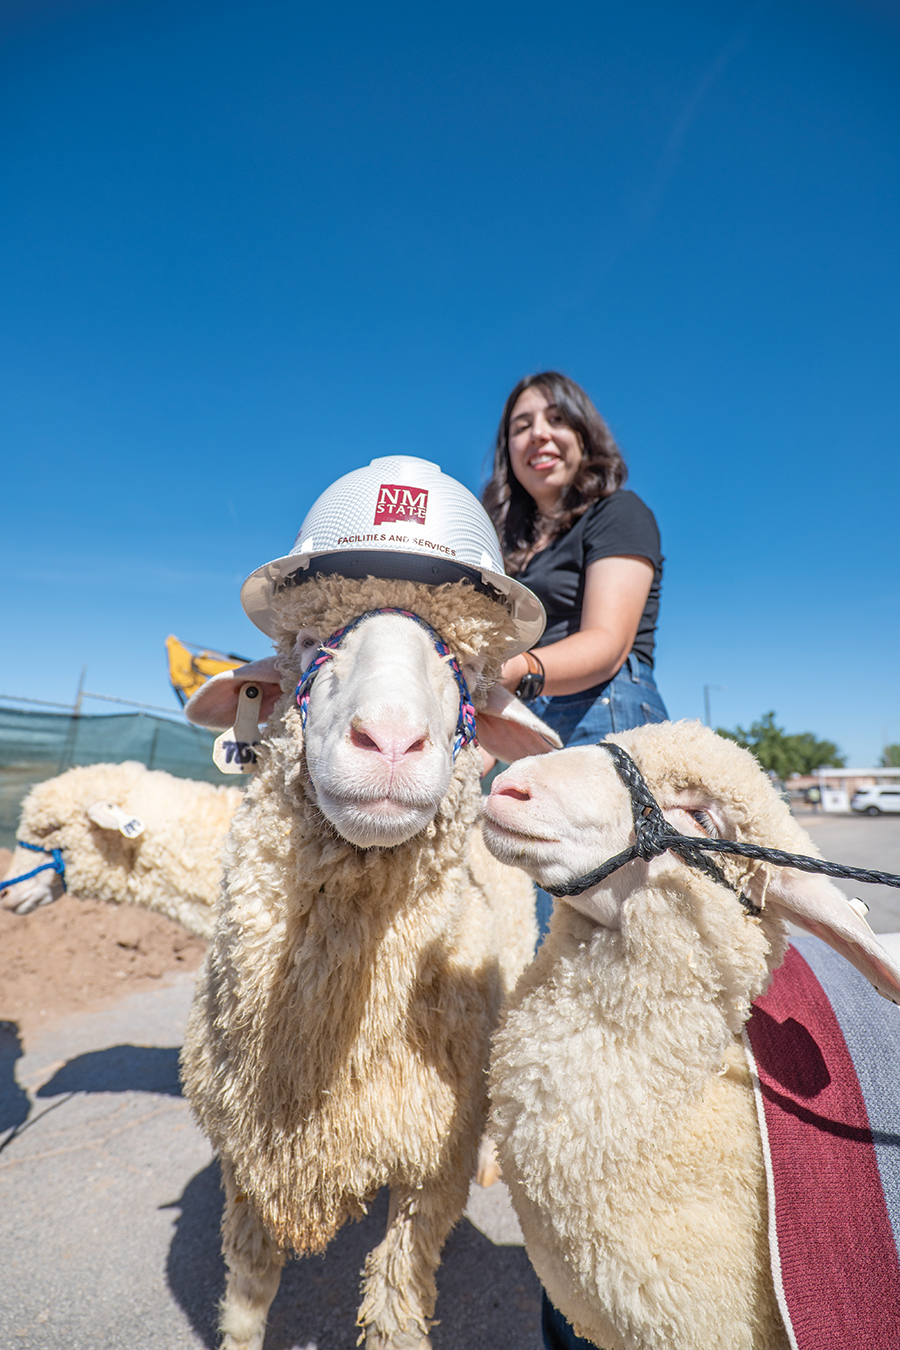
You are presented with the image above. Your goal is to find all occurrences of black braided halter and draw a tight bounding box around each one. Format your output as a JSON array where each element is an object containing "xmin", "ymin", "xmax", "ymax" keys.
[{"xmin": 543, "ymin": 743, "xmax": 900, "ymax": 913}]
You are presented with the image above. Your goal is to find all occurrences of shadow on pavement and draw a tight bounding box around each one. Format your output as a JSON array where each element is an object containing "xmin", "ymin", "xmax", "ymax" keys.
[
  {"xmin": 0, "ymin": 1021, "xmax": 30, "ymax": 1133},
  {"xmin": 431, "ymin": 1208, "xmax": 542, "ymax": 1348},
  {"xmin": 36, "ymin": 1043, "xmax": 183, "ymax": 1098},
  {"xmin": 163, "ymin": 1160, "xmax": 226, "ymax": 1349},
  {"xmin": 165, "ymin": 1162, "xmax": 541, "ymax": 1350}
]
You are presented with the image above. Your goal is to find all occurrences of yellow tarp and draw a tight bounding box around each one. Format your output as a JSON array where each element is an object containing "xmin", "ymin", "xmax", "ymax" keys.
[{"xmin": 166, "ymin": 635, "xmax": 248, "ymax": 706}]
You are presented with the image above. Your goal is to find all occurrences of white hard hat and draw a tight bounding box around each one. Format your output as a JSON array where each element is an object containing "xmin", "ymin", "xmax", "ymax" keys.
[{"xmin": 240, "ymin": 455, "xmax": 546, "ymax": 657}]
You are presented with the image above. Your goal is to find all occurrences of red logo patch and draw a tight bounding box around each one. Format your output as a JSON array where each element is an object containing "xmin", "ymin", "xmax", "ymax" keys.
[{"xmin": 374, "ymin": 483, "xmax": 429, "ymax": 526}]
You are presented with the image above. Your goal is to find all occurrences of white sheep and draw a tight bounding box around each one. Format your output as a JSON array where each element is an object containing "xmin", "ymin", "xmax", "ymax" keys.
[
  {"xmin": 0, "ymin": 762, "xmax": 242, "ymax": 938},
  {"xmin": 181, "ymin": 573, "xmax": 559, "ymax": 1350},
  {"xmin": 480, "ymin": 719, "xmax": 900, "ymax": 1350}
]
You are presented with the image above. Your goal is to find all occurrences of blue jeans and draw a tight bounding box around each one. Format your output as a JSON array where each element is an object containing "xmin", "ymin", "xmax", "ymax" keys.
[
  {"xmin": 527, "ymin": 653, "xmax": 668, "ymax": 751},
  {"xmin": 529, "ymin": 654, "xmax": 668, "ymax": 938}
]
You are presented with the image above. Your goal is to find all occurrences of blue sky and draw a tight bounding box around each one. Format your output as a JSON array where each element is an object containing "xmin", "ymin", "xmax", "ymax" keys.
[{"xmin": 2, "ymin": 0, "xmax": 898, "ymax": 764}]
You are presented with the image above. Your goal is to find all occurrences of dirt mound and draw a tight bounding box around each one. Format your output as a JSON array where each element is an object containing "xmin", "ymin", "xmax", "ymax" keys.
[{"xmin": 0, "ymin": 846, "xmax": 206, "ymax": 1039}]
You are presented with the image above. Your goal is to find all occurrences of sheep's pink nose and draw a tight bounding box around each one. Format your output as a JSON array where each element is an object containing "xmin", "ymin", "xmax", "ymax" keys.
[
  {"xmin": 492, "ymin": 782, "xmax": 531, "ymax": 802},
  {"xmin": 350, "ymin": 723, "xmax": 428, "ymax": 760}
]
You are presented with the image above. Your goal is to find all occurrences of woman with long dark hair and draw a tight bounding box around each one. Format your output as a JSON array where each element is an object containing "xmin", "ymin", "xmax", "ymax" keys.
[
  {"xmin": 484, "ymin": 370, "xmax": 667, "ymax": 746},
  {"xmin": 483, "ymin": 372, "xmax": 669, "ymax": 1350}
]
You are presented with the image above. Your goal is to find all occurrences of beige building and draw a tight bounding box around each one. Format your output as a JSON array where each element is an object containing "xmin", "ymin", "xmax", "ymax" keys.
[{"xmin": 790, "ymin": 767, "xmax": 900, "ymax": 813}]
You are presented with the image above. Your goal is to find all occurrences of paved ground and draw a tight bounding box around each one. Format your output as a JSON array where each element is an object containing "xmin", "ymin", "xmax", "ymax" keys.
[
  {"xmin": 794, "ymin": 807, "xmax": 900, "ymax": 931},
  {"xmin": 2, "ymin": 809, "xmax": 898, "ymax": 1349},
  {"xmin": 1, "ymin": 979, "xmax": 217, "ymax": 1350},
  {"xmin": 0, "ymin": 981, "xmax": 540, "ymax": 1350}
]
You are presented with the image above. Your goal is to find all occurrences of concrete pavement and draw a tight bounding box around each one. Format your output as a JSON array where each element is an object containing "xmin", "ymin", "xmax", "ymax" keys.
[
  {"xmin": 0, "ymin": 974, "xmax": 540, "ymax": 1349},
  {"xmin": 794, "ymin": 807, "xmax": 900, "ymax": 931}
]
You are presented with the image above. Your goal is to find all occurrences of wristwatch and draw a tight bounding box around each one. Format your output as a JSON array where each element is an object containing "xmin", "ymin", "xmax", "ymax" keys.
[{"xmin": 514, "ymin": 650, "xmax": 545, "ymax": 702}]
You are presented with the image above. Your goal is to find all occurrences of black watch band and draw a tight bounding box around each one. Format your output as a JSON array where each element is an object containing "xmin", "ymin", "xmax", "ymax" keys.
[{"xmin": 514, "ymin": 651, "xmax": 545, "ymax": 702}]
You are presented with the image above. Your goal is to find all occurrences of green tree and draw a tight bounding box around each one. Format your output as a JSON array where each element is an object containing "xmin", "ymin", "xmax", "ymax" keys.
[
  {"xmin": 715, "ymin": 711, "xmax": 845, "ymax": 779},
  {"xmin": 881, "ymin": 744, "xmax": 900, "ymax": 768}
]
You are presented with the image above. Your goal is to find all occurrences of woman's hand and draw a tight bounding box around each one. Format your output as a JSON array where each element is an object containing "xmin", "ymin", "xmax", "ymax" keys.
[
  {"xmin": 500, "ymin": 555, "xmax": 654, "ymax": 698},
  {"xmin": 499, "ymin": 652, "xmax": 531, "ymax": 694}
]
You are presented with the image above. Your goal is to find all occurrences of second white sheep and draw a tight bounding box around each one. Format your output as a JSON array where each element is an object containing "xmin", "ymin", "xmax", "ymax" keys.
[
  {"xmin": 481, "ymin": 719, "xmax": 900, "ymax": 1350},
  {"xmin": 1, "ymin": 762, "xmax": 242, "ymax": 937}
]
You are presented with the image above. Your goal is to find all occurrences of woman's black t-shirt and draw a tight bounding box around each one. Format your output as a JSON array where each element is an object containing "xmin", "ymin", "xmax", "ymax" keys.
[{"xmin": 517, "ymin": 490, "xmax": 663, "ymax": 667}]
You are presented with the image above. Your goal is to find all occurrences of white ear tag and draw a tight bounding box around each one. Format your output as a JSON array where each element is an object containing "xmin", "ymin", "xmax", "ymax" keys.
[
  {"xmin": 213, "ymin": 683, "xmax": 262, "ymax": 775},
  {"xmin": 87, "ymin": 801, "xmax": 146, "ymax": 838}
]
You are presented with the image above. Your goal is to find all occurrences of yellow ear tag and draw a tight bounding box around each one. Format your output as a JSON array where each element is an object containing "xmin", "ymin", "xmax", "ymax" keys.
[{"xmin": 213, "ymin": 684, "xmax": 262, "ymax": 775}]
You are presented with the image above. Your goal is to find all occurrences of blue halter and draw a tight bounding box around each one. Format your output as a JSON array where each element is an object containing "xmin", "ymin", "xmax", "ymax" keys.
[
  {"xmin": 294, "ymin": 607, "xmax": 478, "ymax": 761},
  {"xmin": 2, "ymin": 839, "xmax": 67, "ymax": 893}
]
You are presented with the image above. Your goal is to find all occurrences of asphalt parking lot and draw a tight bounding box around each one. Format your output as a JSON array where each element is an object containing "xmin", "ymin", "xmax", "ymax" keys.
[
  {"xmin": 795, "ymin": 807, "xmax": 900, "ymax": 931},
  {"xmin": 2, "ymin": 808, "xmax": 898, "ymax": 1349}
]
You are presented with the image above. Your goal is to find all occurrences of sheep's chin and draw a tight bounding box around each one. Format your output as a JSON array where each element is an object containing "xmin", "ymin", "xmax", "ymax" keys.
[
  {"xmin": 481, "ymin": 816, "xmax": 625, "ymax": 930},
  {"xmin": 561, "ymin": 888, "xmax": 623, "ymax": 931},
  {"xmin": 480, "ymin": 816, "xmax": 561, "ymax": 873},
  {"xmin": 314, "ymin": 791, "xmax": 438, "ymax": 849}
]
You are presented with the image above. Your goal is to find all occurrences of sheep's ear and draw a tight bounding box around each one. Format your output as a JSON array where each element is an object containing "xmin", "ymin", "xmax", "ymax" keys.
[
  {"xmin": 185, "ymin": 657, "xmax": 283, "ymax": 731},
  {"xmin": 86, "ymin": 801, "xmax": 145, "ymax": 839},
  {"xmin": 763, "ymin": 868, "xmax": 900, "ymax": 1004},
  {"xmin": 475, "ymin": 684, "xmax": 563, "ymax": 763}
]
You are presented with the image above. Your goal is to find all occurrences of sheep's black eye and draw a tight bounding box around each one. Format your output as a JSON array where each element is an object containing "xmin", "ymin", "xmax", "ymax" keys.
[{"xmin": 687, "ymin": 808, "xmax": 718, "ymax": 837}]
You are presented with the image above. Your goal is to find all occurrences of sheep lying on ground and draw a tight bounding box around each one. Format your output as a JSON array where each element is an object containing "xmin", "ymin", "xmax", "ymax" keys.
[
  {"xmin": 481, "ymin": 720, "xmax": 900, "ymax": 1350},
  {"xmin": 0, "ymin": 763, "xmax": 242, "ymax": 938},
  {"xmin": 182, "ymin": 574, "xmax": 557, "ymax": 1350}
]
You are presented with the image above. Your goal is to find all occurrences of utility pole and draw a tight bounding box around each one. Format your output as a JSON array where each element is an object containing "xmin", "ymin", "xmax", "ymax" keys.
[
  {"xmin": 703, "ymin": 684, "xmax": 725, "ymax": 728},
  {"xmin": 73, "ymin": 665, "xmax": 87, "ymax": 717},
  {"xmin": 60, "ymin": 666, "xmax": 87, "ymax": 774}
]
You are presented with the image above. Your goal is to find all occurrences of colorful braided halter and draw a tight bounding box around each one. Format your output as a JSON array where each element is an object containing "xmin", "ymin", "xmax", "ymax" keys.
[{"xmin": 294, "ymin": 608, "xmax": 478, "ymax": 760}]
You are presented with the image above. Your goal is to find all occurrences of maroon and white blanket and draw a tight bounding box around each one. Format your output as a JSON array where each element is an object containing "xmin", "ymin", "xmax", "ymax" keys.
[{"xmin": 744, "ymin": 936, "xmax": 900, "ymax": 1350}]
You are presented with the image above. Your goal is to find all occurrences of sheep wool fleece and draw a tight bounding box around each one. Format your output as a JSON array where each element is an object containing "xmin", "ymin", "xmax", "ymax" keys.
[
  {"xmin": 181, "ymin": 575, "xmax": 537, "ymax": 1255},
  {"xmin": 489, "ymin": 724, "xmax": 809, "ymax": 1350},
  {"xmin": 13, "ymin": 762, "xmax": 242, "ymax": 937}
]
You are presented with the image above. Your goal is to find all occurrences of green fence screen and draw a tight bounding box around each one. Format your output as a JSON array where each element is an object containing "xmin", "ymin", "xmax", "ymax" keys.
[{"xmin": 0, "ymin": 706, "xmax": 228, "ymax": 849}]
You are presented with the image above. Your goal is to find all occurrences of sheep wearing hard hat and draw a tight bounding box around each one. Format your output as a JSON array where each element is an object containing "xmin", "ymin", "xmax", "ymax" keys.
[{"xmin": 181, "ymin": 457, "xmax": 559, "ymax": 1350}]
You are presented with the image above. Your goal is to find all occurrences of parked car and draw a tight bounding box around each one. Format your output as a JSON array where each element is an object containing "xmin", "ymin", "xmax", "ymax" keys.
[{"xmin": 850, "ymin": 786, "xmax": 900, "ymax": 816}]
